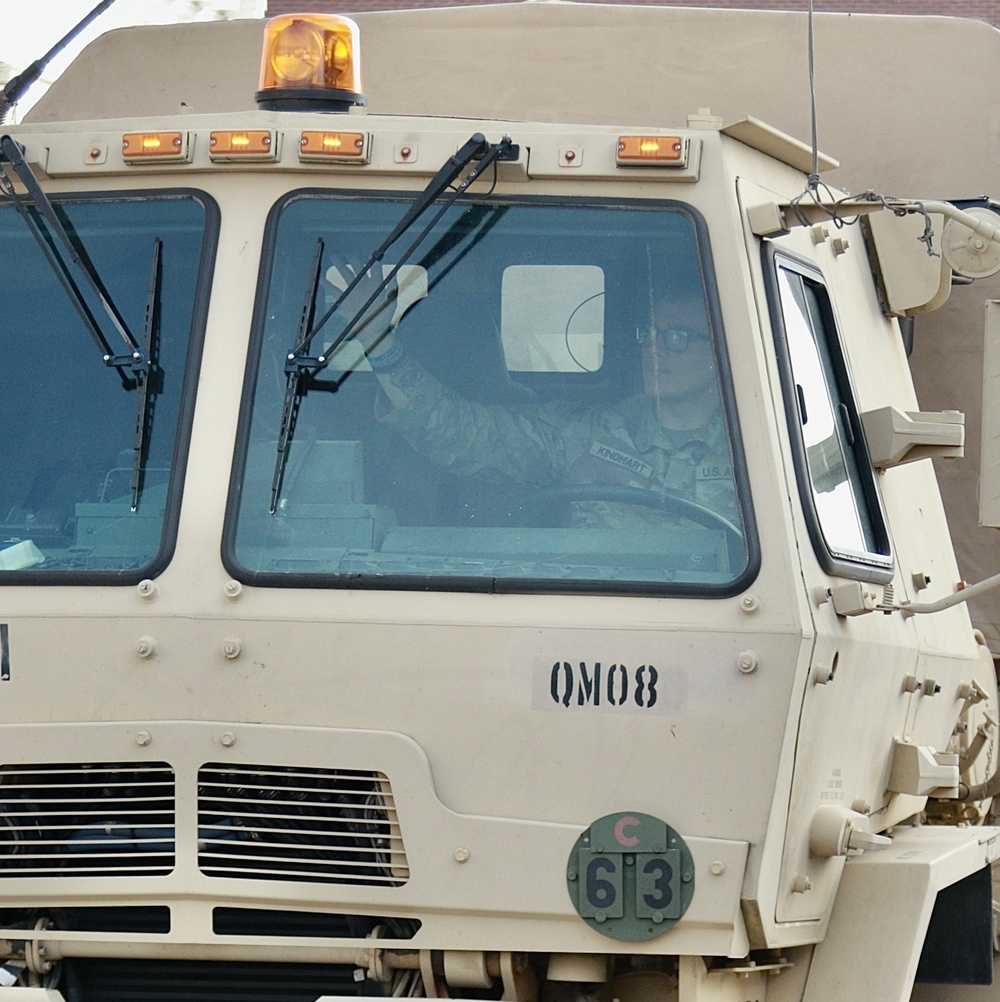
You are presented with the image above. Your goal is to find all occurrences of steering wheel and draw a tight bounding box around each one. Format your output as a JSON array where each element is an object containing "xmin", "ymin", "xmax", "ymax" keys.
[{"xmin": 532, "ymin": 483, "xmax": 743, "ymax": 544}]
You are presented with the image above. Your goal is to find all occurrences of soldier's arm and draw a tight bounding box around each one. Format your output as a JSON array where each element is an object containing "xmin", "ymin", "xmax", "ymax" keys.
[
  {"xmin": 365, "ymin": 332, "xmax": 412, "ymax": 409},
  {"xmin": 370, "ymin": 338, "xmax": 568, "ymax": 485}
]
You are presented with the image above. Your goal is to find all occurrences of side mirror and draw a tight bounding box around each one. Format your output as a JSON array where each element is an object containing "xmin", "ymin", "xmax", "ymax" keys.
[{"xmin": 863, "ymin": 209, "xmax": 951, "ymax": 317}]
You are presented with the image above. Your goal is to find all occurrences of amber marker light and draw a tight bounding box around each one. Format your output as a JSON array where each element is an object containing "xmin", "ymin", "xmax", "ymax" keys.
[
  {"xmin": 256, "ymin": 14, "xmax": 366, "ymax": 113},
  {"xmin": 209, "ymin": 130, "xmax": 278, "ymax": 161},
  {"xmin": 299, "ymin": 130, "xmax": 368, "ymax": 163},
  {"xmin": 616, "ymin": 135, "xmax": 687, "ymax": 166},
  {"xmin": 122, "ymin": 132, "xmax": 189, "ymax": 163}
]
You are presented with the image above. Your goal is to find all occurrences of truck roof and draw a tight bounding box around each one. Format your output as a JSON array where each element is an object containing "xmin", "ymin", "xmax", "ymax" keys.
[{"xmin": 28, "ymin": 1, "xmax": 992, "ymax": 156}]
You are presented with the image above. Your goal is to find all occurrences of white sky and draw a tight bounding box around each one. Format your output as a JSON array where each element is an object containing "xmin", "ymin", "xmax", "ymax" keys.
[{"xmin": 1, "ymin": 0, "xmax": 265, "ymax": 119}]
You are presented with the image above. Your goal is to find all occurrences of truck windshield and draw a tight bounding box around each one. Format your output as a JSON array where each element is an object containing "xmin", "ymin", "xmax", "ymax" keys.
[
  {"xmin": 0, "ymin": 192, "xmax": 215, "ymax": 580},
  {"xmin": 228, "ymin": 192, "xmax": 754, "ymax": 594}
]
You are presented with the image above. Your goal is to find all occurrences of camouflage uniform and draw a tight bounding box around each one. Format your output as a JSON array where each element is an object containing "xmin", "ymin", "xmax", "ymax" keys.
[{"xmin": 375, "ymin": 360, "xmax": 738, "ymax": 529}]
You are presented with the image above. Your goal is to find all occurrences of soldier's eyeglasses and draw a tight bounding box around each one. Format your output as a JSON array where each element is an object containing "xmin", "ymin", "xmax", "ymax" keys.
[{"xmin": 636, "ymin": 325, "xmax": 705, "ymax": 353}]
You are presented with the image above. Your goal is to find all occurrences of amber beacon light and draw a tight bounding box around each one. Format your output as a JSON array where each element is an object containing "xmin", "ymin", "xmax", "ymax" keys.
[{"xmin": 256, "ymin": 14, "xmax": 366, "ymax": 113}]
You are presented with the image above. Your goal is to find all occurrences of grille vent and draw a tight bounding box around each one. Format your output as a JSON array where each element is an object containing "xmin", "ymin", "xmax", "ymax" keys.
[
  {"xmin": 0, "ymin": 762, "xmax": 175, "ymax": 876},
  {"xmin": 67, "ymin": 958, "xmax": 364, "ymax": 1002},
  {"xmin": 212, "ymin": 908, "xmax": 418, "ymax": 939},
  {"xmin": 198, "ymin": 764, "xmax": 408, "ymax": 886},
  {"xmin": 0, "ymin": 760, "xmax": 408, "ymax": 887}
]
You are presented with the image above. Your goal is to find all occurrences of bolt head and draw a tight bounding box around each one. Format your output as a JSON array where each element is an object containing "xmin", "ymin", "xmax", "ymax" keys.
[{"xmin": 792, "ymin": 873, "xmax": 813, "ymax": 893}]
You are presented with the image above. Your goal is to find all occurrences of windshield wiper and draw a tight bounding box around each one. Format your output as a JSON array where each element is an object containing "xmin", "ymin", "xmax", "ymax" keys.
[
  {"xmin": 0, "ymin": 134, "xmax": 145, "ymax": 388},
  {"xmin": 270, "ymin": 239, "xmax": 326, "ymax": 513},
  {"xmin": 131, "ymin": 238, "xmax": 163, "ymax": 511},
  {"xmin": 269, "ymin": 132, "xmax": 515, "ymax": 512},
  {"xmin": 0, "ymin": 135, "xmax": 163, "ymax": 510}
]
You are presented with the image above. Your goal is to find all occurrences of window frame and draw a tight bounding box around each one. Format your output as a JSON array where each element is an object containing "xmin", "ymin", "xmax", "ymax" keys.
[
  {"xmin": 223, "ymin": 188, "xmax": 760, "ymax": 597},
  {"xmin": 0, "ymin": 188, "xmax": 219, "ymax": 586},
  {"xmin": 764, "ymin": 248, "xmax": 894, "ymax": 583}
]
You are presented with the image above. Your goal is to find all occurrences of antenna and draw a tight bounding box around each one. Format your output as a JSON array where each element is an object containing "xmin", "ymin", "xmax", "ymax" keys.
[
  {"xmin": 0, "ymin": 0, "xmax": 119, "ymax": 124},
  {"xmin": 806, "ymin": 0, "xmax": 819, "ymax": 185}
]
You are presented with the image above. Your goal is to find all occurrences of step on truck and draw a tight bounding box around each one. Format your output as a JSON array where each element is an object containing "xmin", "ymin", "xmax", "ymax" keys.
[{"xmin": 2, "ymin": 3, "xmax": 1000, "ymax": 1001}]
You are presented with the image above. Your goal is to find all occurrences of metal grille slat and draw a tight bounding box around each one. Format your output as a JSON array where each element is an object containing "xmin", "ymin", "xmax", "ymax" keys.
[
  {"xmin": 198, "ymin": 861, "xmax": 409, "ymax": 883},
  {"xmin": 200, "ymin": 832, "xmax": 406, "ymax": 856},
  {"xmin": 10, "ymin": 816, "xmax": 176, "ymax": 829},
  {"xmin": 3, "ymin": 861, "xmax": 176, "ymax": 877},
  {"xmin": 199, "ymin": 811, "xmax": 399, "ymax": 830},
  {"xmin": 199, "ymin": 846, "xmax": 408, "ymax": 865},
  {"xmin": 0, "ymin": 803, "xmax": 175, "ymax": 813}
]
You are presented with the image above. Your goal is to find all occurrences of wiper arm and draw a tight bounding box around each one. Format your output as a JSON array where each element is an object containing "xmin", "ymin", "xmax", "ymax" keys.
[
  {"xmin": 293, "ymin": 133, "xmax": 513, "ymax": 368},
  {"xmin": 0, "ymin": 134, "xmax": 145, "ymax": 388},
  {"xmin": 131, "ymin": 238, "xmax": 163, "ymax": 511},
  {"xmin": 269, "ymin": 132, "xmax": 514, "ymax": 512}
]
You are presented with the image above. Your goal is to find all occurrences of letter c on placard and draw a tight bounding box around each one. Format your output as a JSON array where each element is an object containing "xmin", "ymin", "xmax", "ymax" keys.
[{"xmin": 614, "ymin": 814, "xmax": 641, "ymax": 848}]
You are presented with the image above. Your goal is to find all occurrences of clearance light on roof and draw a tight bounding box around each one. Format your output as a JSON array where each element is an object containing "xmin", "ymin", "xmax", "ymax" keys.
[
  {"xmin": 616, "ymin": 135, "xmax": 688, "ymax": 167},
  {"xmin": 299, "ymin": 130, "xmax": 368, "ymax": 163},
  {"xmin": 256, "ymin": 14, "xmax": 366, "ymax": 113},
  {"xmin": 209, "ymin": 130, "xmax": 278, "ymax": 161},
  {"xmin": 122, "ymin": 131, "xmax": 190, "ymax": 163}
]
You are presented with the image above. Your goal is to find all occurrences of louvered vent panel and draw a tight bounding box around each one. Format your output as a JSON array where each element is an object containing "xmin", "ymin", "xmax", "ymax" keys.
[
  {"xmin": 70, "ymin": 958, "xmax": 361, "ymax": 1002},
  {"xmin": 0, "ymin": 762, "xmax": 175, "ymax": 876},
  {"xmin": 198, "ymin": 764, "xmax": 408, "ymax": 886}
]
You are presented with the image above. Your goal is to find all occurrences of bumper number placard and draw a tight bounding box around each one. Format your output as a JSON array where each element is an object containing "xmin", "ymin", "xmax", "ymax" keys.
[{"xmin": 567, "ymin": 812, "xmax": 694, "ymax": 941}]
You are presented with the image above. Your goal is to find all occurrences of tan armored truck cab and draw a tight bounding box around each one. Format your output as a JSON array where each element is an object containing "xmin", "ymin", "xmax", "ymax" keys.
[{"xmin": 1, "ymin": 4, "xmax": 999, "ymax": 1002}]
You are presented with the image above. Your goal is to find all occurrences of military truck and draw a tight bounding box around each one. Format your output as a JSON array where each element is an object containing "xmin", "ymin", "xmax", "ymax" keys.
[{"xmin": 2, "ymin": 3, "xmax": 1000, "ymax": 1001}]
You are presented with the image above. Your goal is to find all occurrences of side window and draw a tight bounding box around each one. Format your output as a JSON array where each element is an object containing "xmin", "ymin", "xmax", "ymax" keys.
[{"xmin": 772, "ymin": 257, "xmax": 892, "ymax": 580}]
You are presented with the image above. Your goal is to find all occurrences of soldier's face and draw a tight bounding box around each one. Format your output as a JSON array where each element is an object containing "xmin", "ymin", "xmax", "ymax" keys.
[{"xmin": 641, "ymin": 298, "xmax": 718, "ymax": 409}]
